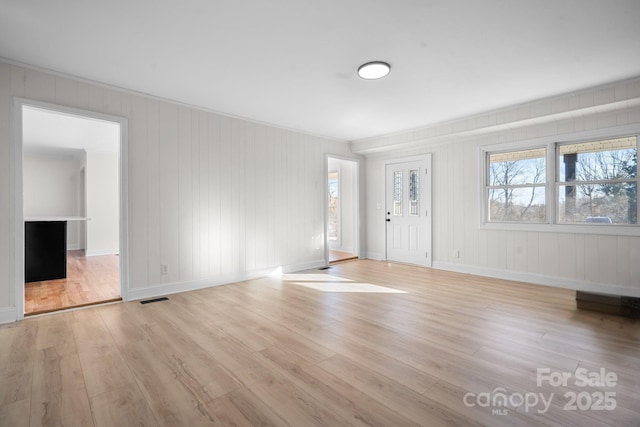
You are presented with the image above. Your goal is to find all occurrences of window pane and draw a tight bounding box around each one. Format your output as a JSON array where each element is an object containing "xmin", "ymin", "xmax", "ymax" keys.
[
  {"xmin": 559, "ymin": 136, "xmax": 637, "ymax": 182},
  {"xmin": 393, "ymin": 171, "xmax": 403, "ymax": 216},
  {"xmin": 488, "ymin": 186, "xmax": 546, "ymax": 222},
  {"xmin": 489, "ymin": 148, "xmax": 546, "ymax": 186},
  {"xmin": 409, "ymin": 169, "xmax": 419, "ymax": 216},
  {"xmin": 558, "ymin": 182, "xmax": 637, "ymax": 224},
  {"xmin": 558, "ymin": 136, "xmax": 637, "ymax": 225}
]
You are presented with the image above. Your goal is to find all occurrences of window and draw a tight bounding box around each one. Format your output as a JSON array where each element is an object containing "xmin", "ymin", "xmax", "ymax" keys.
[
  {"xmin": 486, "ymin": 148, "xmax": 546, "ymax": 222},
  {"xmin": 557, "ymin": 136, "xmax": 637, "ymax": 225},
  {"xmin": 482, "ymin": 130, "xmax": 639, "ymax": 232}
]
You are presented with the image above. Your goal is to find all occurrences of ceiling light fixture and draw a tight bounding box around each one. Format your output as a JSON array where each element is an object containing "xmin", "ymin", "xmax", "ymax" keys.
[{"xmin": 357, "ymin": 61, "xmax": 391, "ymax": 80}]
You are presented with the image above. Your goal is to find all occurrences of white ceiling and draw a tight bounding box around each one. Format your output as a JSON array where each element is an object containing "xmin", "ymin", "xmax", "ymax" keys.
[
  {"xmin": 2, "ymin": 0, "xmax": 640, "ymax": 141},
  {"xmin": 22, "ymin": 106, "xmax": 120, "ymax": 155}
]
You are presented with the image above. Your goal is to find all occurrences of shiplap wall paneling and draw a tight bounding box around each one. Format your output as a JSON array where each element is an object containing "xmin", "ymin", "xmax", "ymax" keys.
[
  {"xmin": 432, "ymin": 146, "xmax": 446, "ymax": 266},
  {"xmin": 216, "ymin": 115, "xmax": 229, "ymax": 276},
  {"xmin": 159, "ymin": 102, "xmax": 180, "ymax": 283},
  {"xmin": 245, "ymin": 122, "xmax": 257, "ymax": 272},
  {"xmin": 287, "ymin": 132, "xmax": 300, "ymax": 264},
  {"xmin": 146, "ymin": 99, "xmax": 161, "ymax": 286},
  {"xmin": 311, "ymin": 139, "xmax": 324, "ymax": 258},
  {"xmin": 486, "ymin": 231, "xmax": 501, "ymax": 270},
  {"xmin": 25, "ymin": 69, "xmax": 55, "ymax": 103},
  {"xmin": 452, "ymin": 143, "xmax": 465, "ymax": 265},
  {"xmin": 269, "ymin": 126, "xmax": 285, "ymax": 268},
  {"xmin": 231, "ymin": 118, "xmax": 245, "ymax": 274},
  {"xmin": 557, "ymin": 233, "xmax": 576, "ymax": 280},
  {"xmin": 597, "ymin": 235, "xmax": 618, "ymax": 285},
  {"xmin": 254, "ymin": 124, "xmax": 268, "ymax": 270},
  {"xmin": 583, "ymin": 235, "xmax": 599, "ymax": 285},
  {"xmin": 178, "ymin": 106, "xmax": 193, "ymax": 282},
  {"xmin": 463, "ymin": 139, "xmax": 479, "ymax": 266},
  {"xmin": 208, "ymin": 112, "xmax": 222, "ymax": 278},
  {"xmin": 617, "ymin": 236, "xmax": 630, "ymax": 286},
  {"xmin": 54, "ymin": 76, "xmax": 76, "ymax": 107},
  {"xmin": 538, "ymin": 233, "xmax": 559, "ymax": 278},
  {"xmin": 525, "ymin": 232, "xmax": 539, "ymax": 274},
  {"xmin": 573, "ymin": 234, "xmax": 586, "ymax": 283},
  {"xmin": 512, "ymin": 231, "xmax": 528, "ymax": 273},
  {"xmin": 196, "ymin": 109, "xmax": 209, "ymax": 278},
  {"xmin": 130, "ymin": 95, "xmax": 149, "ymax": 288},
  {"xmin": 189, "ymin": 110, "xmax": 200, "ymax": 279}
]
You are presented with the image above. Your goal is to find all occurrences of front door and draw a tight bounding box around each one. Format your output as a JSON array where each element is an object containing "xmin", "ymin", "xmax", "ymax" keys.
[{"xmin": 385, "ymin": 155, "xmax": 431, "ymax": 267}]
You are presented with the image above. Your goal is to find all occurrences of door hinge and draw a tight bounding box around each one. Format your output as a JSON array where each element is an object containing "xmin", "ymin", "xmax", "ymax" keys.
[
  {"xmin": 425, "ymin": 209, "xmax": 428, "ymax": 216},
  {"xmin": 425, "ymin": 251, "xmax": 428, "ymax": 259}
]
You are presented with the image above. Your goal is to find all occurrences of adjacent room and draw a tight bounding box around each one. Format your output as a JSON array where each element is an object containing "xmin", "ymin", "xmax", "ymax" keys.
[
  {"xmin": 22, "ymin": 105, "xmax": 122, "ymax": 315},
  {"xmin": 0, "ymin": 1, "xmax": 639, "ymax": 426}
]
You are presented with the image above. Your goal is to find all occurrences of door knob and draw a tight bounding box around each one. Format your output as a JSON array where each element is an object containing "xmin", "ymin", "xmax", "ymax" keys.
[{"xmin": 386, "ymin": 219, "xmax": 391, "ymax": 222}]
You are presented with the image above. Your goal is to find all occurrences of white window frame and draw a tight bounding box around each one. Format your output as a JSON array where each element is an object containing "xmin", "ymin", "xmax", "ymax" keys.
[{"xmin": 480, "ymin": 123, "xmax": 640, "ymax": 236}]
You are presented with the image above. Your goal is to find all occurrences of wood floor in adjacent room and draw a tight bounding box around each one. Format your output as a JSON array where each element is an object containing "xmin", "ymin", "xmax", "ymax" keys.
[
  {"xmin": 2, "ymin": 260, "xmax": 639, "ymax": 426},
  {"xmin": 329, "ymin": 250, "xmax": 358, "ymax": 263},
  {"xmin": 24, "ymin": 250, "xmax": 121, "ymax": 315}
]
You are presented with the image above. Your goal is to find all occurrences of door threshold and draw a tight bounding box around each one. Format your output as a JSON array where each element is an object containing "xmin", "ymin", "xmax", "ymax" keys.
[
  {"xmin": 329, "ymin": 256, "xmax": 359, "ymax": 264},
  {"xmin": 25, "ymin": 297, "xmax": 122, "ymax": 317}
]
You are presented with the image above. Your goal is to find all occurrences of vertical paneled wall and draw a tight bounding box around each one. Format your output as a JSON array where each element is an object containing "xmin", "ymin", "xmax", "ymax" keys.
[
  {"xmin": 0, "ymin": 62, "xmax": 353, "ymax": 316},
  {"xmin": 362, "ymin": 78, "xmax": 640, "ymax": 295}
]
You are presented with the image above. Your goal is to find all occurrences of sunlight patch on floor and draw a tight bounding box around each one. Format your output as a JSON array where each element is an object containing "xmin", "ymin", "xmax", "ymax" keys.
[
  {"xmin": 282, "ymin": 274, "xmax": 354, "ymax": 282},
  {"xmin": 291, "ymin": 282, "xmax": 407, "ymax": 293}
]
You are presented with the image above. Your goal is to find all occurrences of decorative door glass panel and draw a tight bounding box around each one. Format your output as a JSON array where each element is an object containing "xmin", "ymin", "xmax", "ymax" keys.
[
  {"xmin": 409, "ymin": 169, "xmax": 419, "ymax": 216},
  {"xmin": 393, "ymin": 171, "xmax": 403, "ymax": 215}
]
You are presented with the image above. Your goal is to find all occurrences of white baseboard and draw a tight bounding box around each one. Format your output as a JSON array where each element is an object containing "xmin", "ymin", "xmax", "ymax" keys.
[
  {"xmin": 127, "ymin": 259, "xmax": 326, "ymax": 302},
  {"xmin": 361, "ymin": 252, "xmax": 385, "ymax": 261},
  {"xmin": 85, "ymin": 249, "xmax": 119, "ymax": 257},
  {"xmin": 67, "ymin": 244, "xmax": 81, "ymax": 250},
  {"xmin": 283, "ymin": 259, "xmax": 327, "ymax": 272},
  {"xmin": 0, "ymin": 307, "xmax": 17, "ymax": 324},
  {"xmin": 433, "ymin": 261, "xmax": 640, "ymax": 298}
]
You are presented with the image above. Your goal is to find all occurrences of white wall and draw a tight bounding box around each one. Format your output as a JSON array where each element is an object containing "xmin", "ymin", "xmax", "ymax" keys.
[
  {"xmin": 0, "ymin": 61, "xmax": 354, "ymax": 322},
  {"xmin": 85, "ymin": 150, "xmax": 119, "ymax": 256},
  {"xmin": 23, "ymin": 151, "xmax": 83, "ymax": 249},
  {"xmin": 356, "ymin": 77, "xmax": 640, "ymax": 297}
]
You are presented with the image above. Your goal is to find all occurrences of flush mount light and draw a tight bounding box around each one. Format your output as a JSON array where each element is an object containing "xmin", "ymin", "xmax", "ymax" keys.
[{"xmin": 357, "ymin": 61, "xmax": 391, "ymax": 80}]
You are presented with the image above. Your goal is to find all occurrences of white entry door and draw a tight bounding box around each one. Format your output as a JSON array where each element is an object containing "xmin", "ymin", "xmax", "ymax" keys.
[{"xmin": 385, "ymin": 155, "xmax": 431, "ymax": 267}]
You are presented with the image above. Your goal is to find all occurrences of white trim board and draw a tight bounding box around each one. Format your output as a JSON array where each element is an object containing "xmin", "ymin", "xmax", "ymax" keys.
[
  {"xmin": 128, "ymin": 259, "xmax": 326, "ymax": 302},
  {"xmin": 0, "ymin": 307, "xmax": 17, "ymax": 325},
  {"xmin": 433, "ymin": 261, "xmax": 640, "ymax": 298}
]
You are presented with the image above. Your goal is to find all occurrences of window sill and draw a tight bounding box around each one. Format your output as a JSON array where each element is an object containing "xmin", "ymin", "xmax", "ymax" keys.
[{"xmin": 481, "ymin": 221, "xmax": 640, "ymax": 236}]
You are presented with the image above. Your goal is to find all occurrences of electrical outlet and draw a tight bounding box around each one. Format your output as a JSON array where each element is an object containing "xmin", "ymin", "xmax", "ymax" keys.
[{"xmin": 161, "ymin": 264, "xmax": 169, "ymax": 275}]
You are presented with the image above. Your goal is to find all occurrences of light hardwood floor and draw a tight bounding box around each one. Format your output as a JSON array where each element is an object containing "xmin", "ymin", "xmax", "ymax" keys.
[
  {"xmin": 2, "ymin": 260, "xmax": 639, "ymax": 426},
  {"xmin": 24, "ymin": 251, "xmax": 121, "ymax": 315},
  {"xmin": 329, "ymin": 250, "xmax": 358, "ymax": 263}
]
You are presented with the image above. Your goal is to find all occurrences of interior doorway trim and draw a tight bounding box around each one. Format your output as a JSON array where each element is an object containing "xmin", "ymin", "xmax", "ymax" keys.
[
  {"xmin": 324, "ymin": 154, "xmax": 361, "ymax": 266},
  {"xmin": 13, "ymin": 97, "xmax": 129, "ymax": 321}
]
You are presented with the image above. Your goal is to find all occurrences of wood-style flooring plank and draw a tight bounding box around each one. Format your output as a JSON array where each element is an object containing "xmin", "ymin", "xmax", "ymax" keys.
[
  {"xmin": 24, "ymin": 250, "xmax": 120, "ymax": 315},
  {"xmin": 1, "ymin": 259, "xmax": 639, "ymax": 426}
]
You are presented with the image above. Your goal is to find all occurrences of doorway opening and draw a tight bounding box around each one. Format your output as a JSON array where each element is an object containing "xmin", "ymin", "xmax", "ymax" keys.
[
  {"xmin": 17, "ymin": 101, "xmax": 127, "ymax": 316},
  {"xmin": 326, "ymin": 156, "xmax": 359, "ymax": 264}
]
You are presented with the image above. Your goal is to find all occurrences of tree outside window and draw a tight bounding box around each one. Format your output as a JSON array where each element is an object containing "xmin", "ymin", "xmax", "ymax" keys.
[
  {"xmin": 558, "ymin": 136, "xmax": 637, "ymax": 224},
  {"xmin": 487, "ymin": 148, "xmax": 547, "ymax": 222}
]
